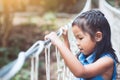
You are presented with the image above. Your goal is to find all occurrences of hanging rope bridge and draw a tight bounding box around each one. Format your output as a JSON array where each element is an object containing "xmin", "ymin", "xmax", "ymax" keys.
[{"xmin": 0, "ymin": 0, "xmax": 120, "ymax": 80}]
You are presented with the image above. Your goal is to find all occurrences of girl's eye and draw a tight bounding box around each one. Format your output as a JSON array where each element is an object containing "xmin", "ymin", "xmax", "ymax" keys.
[
  {"xmin": 77, "ymin": 37, "xmax": 83, "ymax": 40},
  {"xmin": 79, "ymin": 38, "xmax": 83, "ymax": 40},
  {"xmin": 75, "ymin": 36, "xmax": 83, "ymax": 40}
]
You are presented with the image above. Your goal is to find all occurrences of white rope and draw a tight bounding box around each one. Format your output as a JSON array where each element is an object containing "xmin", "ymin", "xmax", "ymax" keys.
[
  {"xmin": 31, "ymin": 54, "xmax": 39, "ymax": 80},
  {"xmin": 35, "ymin": 54, "xmax": 39, "ymax": 80},
  {"xmin": 31, "ymin": 56, "xmax": 34, "ymax": 80},
  {"xmin": 45, "ymin": 44, "xmax": 51, "ymax": 80},
  {"xmin": 55, "ymin": 47, "xmax": 62, "ymax": 80},
  {"xmin": 55, "ymin": 43, "xmax": 75, "ymax": 80},
  {"xmin": 30, "ymin": 41, "xmax": 44, "ymax": 80},
  {"xmin": 63, "ymin": 63, "xmax": 65, "ymax": 80},
  {"xmin": 45, "ymin": 48, "xmax": 49, "ymax": 80}
]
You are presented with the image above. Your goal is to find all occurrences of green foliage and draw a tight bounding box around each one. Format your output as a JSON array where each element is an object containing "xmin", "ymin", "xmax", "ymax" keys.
[
  {"xmin": 106, "ymin": 0, "xmax": 120, "ymax": 8},
  {"xmin": 12, "ymin": 69, "xmax": 30, "ymax": 80},
  {"xmin": 0, "ymin": 47, "xmax": 20, "ymax": 67},
  {"xmin": 40, "ymin": 24, "xmax": 57, "ymax": 32},
  {"xmin": 106, "ymin": 0, "xmax": 115, "ymax": 6},
  {"xmin": 43, "ymin": 12, "xmax": 56, "ymax": 22},
  {"xmin": 0, "ymin": 47, "xmax": 9, "ymax": 67},
  {"xmin": 41, "ymin": 12, "xmax": 57, "ymax": 32}
]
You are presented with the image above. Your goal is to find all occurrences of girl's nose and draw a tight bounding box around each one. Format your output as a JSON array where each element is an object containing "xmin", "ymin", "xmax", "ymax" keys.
[{"xmin": 76, "ymin": 39, "xmax": 80, "ymax": 46}]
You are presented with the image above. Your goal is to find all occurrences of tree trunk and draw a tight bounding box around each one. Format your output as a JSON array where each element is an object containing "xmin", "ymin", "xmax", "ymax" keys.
[{"xmin": 1, "ymin": 0, "xmax": 13, "ymax": 47}]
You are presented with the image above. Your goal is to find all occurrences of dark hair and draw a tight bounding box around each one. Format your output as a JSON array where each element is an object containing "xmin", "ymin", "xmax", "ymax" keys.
[{"xmin": 72, "ymin": 9, "xmax": 118, "ymax": 62}]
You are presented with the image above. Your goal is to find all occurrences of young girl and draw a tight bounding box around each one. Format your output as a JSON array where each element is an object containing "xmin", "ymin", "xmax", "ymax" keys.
[{"xmin": 45, "ymin": 9, "xmax": 118, "ymax": 80}]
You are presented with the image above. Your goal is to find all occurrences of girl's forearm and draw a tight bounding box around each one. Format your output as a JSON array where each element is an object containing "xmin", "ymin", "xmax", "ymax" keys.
[
  {"xmin": 63, "ymin": 37, "xmax": 70, "ymax": 50},
  {"xmin": 56, "ymin": 40, "xmax": 85, "ymax": 77}
]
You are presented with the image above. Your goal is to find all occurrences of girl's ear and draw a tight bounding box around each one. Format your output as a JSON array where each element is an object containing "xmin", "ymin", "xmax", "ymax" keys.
[{"xmin": 95, "ymin": 31, "xmax": 102, "ymax": 42}]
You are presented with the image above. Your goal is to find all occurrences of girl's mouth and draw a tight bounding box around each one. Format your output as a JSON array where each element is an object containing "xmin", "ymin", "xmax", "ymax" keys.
[{"xmin": 80, "ymin": 48, "xmax": 83, "ymax": 52}]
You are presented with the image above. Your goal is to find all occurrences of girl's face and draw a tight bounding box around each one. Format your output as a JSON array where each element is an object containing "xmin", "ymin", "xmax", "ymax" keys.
[{"xmin": 72, "ymin": 25, "xmax": 96, "ymax": 56}]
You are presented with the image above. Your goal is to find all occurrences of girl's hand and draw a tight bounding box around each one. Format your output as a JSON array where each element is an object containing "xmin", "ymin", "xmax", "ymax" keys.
[
  {"xmin": 61, "ymin": 26, "xmax": 70, "ymax": 48},
  {"xmin": 44, "ymin": 32, "xmax": 61, "ymax": 46},
  {"xmin": 61, "ymin": 26, "xmax": 68, "ymax": 39}
]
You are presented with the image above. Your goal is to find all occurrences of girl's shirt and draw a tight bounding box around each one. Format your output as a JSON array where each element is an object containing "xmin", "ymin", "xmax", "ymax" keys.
[{"xmin": 75, "ymin": 52, "xmax": 117, "ymax": 80}]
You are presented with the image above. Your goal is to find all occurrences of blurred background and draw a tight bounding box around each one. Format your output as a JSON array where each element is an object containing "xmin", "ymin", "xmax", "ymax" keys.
[{"xmin": 0, "ymin": 0, "xmax": 120, "ymax": 80}]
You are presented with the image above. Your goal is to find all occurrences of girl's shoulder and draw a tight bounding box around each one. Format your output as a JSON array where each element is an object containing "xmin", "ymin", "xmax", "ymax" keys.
[{"xmin": 100, "ymin": 52, "xmax": 118, "ymax": 79}]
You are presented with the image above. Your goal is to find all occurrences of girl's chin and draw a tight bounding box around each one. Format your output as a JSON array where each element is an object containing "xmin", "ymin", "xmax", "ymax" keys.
[
  {"xmin": 80, "ymin": 50, "xmax": 84, "ymax": 53},
  {"xmin": 80, "ymin": 51, "xmax": 89, "ymax": 56}
]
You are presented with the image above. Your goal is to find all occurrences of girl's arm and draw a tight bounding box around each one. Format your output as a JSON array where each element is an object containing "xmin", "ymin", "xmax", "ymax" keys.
[
  {"xmin": 45, "ymin": 32, "xmax": 84, "ymax": 76},
  {"xmin": 45, "ymin": 32, "xmax": 114, "ymax": 78},
  {"xmin": 61, "ymin": 27, "xmax": 70, "ymax": 49}
]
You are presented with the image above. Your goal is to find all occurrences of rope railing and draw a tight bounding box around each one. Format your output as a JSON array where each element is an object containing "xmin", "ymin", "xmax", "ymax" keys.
[
  {"xmin": 102, "ymin": 0, "xmax": 120, "ymax": 15},
  {"xmin": 0, "ymin": 0, "xmax": 92, "ymax": 80},
  {"xmin": 0, "ymin": 40, "xmax": 44, "ymax": 80}
]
